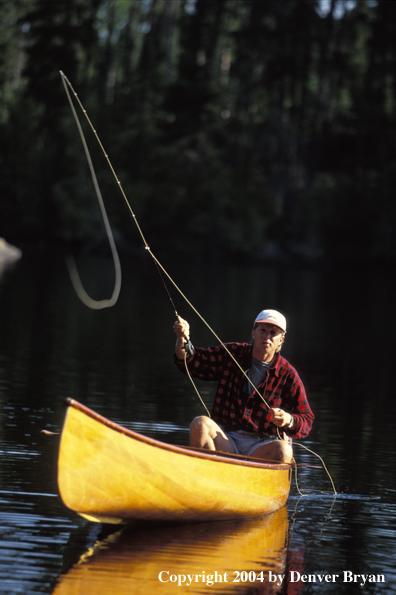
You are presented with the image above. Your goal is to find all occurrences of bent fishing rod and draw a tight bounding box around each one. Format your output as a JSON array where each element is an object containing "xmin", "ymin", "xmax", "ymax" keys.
[
  {"xmin": 60, "ymin": 70, "xmax": 244, "ymax": 378},
  {"xmin": 59, "ymin": 70, "xmax": 306, "ymax": 417}
]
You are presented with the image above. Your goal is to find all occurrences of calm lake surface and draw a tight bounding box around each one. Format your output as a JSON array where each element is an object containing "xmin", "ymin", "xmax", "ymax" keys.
[{"xmin": 0, "ymin": 249, "xmax": 395, "ymax": 594}]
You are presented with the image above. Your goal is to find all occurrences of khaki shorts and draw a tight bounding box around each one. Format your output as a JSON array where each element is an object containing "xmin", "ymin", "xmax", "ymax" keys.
[{"xmin": 220, "ymin": 426, "xmax": 279, "ymax": 457}]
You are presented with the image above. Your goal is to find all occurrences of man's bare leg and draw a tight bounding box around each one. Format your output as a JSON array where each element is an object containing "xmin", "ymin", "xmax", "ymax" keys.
[
  {"xmin": 190, "ymin": 416, "xmax": 235, "ymax": 453},
  {"xmin": 250, "ymin": 439, "xmax": 293, "ymax": 463}
]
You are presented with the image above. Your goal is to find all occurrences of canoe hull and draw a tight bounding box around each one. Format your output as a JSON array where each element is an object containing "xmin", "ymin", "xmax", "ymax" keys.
[{"xmin": 57, "ymin": 399, "xmax": 292, "ymax": 523}]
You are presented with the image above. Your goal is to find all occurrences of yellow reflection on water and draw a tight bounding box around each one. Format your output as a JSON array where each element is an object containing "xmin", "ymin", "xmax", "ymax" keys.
[{"xmin": 53, "ymin": 506, "xmax": 288, "ymax": 594}]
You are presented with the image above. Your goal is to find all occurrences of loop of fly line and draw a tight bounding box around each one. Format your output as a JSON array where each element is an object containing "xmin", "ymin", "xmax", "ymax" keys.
[{"xmin": 61, "ymin": 72, "xmax": 121, "ymax": 310}]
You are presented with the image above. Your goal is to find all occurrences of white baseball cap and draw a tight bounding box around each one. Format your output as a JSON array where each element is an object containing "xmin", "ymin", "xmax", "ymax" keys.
[{"xmin": 254, "ymin": 309, "xmax": 287, "ymax": 333}]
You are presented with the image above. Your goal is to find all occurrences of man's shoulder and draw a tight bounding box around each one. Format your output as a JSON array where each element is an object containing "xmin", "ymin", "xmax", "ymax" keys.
[
  {"xmin": 226, "ymin": 341, "xmax": 252, "ymax": 351},
  {"xmin": 274, "ymin": 354, "xmax": 300, "ymax": 377},
  {"xmin": 203, "ymin": 342, "xmax": 251, "ymax": 353},
  {"xmin": 224, "ymin": 342, "xmax": 253, "ymax": 358},
  {"xmin": 195, "ymin": 342, "xmax": 252, "ymax": 359},
  {"xmin": 211, "ymin": 342, "xmax": 252, "ymax": 365}
]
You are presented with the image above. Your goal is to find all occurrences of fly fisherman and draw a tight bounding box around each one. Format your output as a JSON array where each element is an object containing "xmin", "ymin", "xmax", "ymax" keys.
[{"xmin": 173, "ymin": 310, "xmax": 314, "ymax": 463}]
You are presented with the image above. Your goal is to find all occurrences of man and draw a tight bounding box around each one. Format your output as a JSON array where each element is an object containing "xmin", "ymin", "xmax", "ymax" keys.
[{"xmin": 173, "ymin": 309, "xmax": 314, "ymax": 463}]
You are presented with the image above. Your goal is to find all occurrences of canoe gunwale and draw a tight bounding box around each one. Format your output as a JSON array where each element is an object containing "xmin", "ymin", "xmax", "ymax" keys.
[{"xmin": 64, "ymin": 398, "xmax": 293, "ymax": 472}]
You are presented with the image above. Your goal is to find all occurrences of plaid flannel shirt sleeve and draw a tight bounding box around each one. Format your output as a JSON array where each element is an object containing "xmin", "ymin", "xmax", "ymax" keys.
[
  {"xmin": 174, "ymin": 344, "xmax": 233, "ymax": 381},
  {"xmin": 276, "ymin": 362, "xmax": 314, "ymax": 439}
]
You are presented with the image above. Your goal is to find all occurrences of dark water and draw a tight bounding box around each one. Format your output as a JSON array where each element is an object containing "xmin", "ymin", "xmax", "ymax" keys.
[{"xmin": 0, "ymin": 250, "xmax": 395, "ymax": 594}]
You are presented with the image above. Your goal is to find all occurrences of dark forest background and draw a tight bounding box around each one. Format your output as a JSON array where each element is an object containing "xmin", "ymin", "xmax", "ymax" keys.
[{"xmin": 1, "ymin": 0, "xmax": 396, "ymax": 263}]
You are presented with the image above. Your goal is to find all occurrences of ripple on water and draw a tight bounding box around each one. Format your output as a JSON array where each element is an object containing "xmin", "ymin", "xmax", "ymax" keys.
[{"xmin": 0, "ymin": 491, "xmax": 81, "ymax": 593}]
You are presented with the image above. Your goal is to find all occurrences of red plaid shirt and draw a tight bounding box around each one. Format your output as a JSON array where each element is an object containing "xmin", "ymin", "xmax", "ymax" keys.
[{"xmin": 175, "ymin": 342, "xmax": 314, "ymax": 439}]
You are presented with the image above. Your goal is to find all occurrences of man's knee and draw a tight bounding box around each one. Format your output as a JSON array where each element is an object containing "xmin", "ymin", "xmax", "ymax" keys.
[
  {"xmin": 189, "ymin": 416, "xmax": 213, "ymax": 445},
  {"xmin": 277, "ymin": 440, "xmax": 293, "ymax": 463},
  {"xmin": 190, "ymin": 415, "xmax": 211, "ymax": 434},
  {"xmin": 190, "ymin": 416, "xmax": 219, "ymax": 449}
]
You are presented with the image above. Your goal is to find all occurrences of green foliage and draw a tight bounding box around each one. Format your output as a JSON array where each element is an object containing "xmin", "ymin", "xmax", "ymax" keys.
[{"xmin": 1, "ymin": 0, "xmax": 396, "ymax": 262}]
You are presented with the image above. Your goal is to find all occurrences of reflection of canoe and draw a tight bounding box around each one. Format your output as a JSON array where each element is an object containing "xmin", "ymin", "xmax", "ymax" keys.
[
  {"xmin": 58, "ymin": 399, "xmax": 292, "ymax": 523},
  {"xmin": 53, "ymin": 506, "xmax": 289, "ymax": 595}
]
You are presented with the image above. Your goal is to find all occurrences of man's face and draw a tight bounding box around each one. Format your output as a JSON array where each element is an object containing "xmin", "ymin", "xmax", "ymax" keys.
[{"xmin": 252, "ymin": 322, "xmax": 285, "ymax": 362}]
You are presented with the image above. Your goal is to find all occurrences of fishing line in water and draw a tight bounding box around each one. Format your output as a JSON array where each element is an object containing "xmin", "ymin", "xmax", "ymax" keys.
[
  {"xmin": 60, "ymin": 71, "xmax": 336, "ymax": 494},
  {"xmin": 292, "ymin": 442, "xmax": 337, "ymax": 496},
  {"xmin": 288, "ymin": 493, "xmax": 337, "ymax": 547}
]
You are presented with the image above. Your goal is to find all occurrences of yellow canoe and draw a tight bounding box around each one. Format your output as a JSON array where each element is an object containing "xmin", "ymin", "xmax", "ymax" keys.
[
  {"xmin": 57, "ymin": 398, "xmax": 292, "ymax": 523},
  {"xmin": 53, "ymin": 506, "xmax": 289, "ymax": 595}
]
